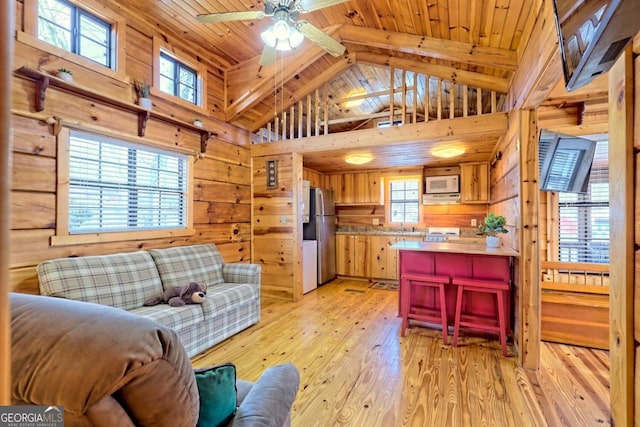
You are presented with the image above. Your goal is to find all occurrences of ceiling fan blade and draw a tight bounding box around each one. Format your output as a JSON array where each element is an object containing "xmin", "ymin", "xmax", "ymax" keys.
[
  {"xmin": 297, "ymin": 21, "xmax": 346, "ymax": 57},
  {"xmin": 196, "ymin": 10, "xmax": 265, "ymax": 24},
  {"xmin": 260, "ymin": 45, "xmax": 276, "ymax": 66},
  {"xmin": 298, "ymin": 0, "xmax": 350, "ymax": 13}
]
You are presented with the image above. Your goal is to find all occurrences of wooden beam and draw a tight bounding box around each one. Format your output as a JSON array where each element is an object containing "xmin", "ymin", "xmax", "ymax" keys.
[
  {"xmin": 340, "ymin": 25, "xmax": 517, "ymax": 72},
  {"xmin": 357, "ymin": 52, "xmax": 508, "ymax": 93},
  {"xmin": 508, "ymin": 1, "xmax": 561, "ymax": 109},
  {"xmin": 0, "ymin": 0, "xmax": 13, "ymax": 406},
  {"xmin": 225, "ymin": 26, "xmax": 342, "ymax": 122},
  {"xmin": 249, "ymin": 53, "xmax": 355, "ymax": 131},
  {"xmin": 519, "ymin": 109, "xmax": 540, "ymax": 370},
  {"xmin": 251, "ymin": 113, "xmax": 507, "ymax": 157},
  {"xmin": 608, "ymin": 46, "xmax": 634, "ymax": 427}
]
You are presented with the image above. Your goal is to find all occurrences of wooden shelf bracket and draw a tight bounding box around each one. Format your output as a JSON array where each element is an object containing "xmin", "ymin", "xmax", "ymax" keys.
[{"xmin": 15, "ymin": 66, "xmax": 216, "ymax": 151}]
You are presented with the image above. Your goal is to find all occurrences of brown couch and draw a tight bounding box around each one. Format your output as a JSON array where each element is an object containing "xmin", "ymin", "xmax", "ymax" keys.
[{"xmin": 10, "ymin": 293, "xmax": 299, "ymax": 426}]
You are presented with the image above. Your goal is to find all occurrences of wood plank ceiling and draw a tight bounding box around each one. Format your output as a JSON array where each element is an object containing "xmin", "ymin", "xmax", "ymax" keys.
[{"xmin": 117, "ymin": 0, "xmax": 539, "ymax": 171}]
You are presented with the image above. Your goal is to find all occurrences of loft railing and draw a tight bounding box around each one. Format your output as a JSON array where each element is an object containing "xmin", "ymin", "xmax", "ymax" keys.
[{"xmin": 255, "ymin": 70, "xmax": 506, "ymax": 143}]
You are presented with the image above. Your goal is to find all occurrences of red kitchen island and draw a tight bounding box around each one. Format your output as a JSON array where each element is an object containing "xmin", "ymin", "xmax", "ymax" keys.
[{"xmin": 391, "ymin": 240, "xmax": 519, "ymax": 355}]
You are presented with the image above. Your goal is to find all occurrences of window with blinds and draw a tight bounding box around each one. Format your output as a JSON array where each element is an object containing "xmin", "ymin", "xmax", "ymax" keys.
[
  {"xmin": 68, "ymin": 130, "xmax": 187, "ymax": 233},
  {"xmin": 389, "ymin": 179, "xmax": 420, "ymax": 223},
  {"xmin": 557, "ymin": 139, "xmax": 609, "ymax": 263}
]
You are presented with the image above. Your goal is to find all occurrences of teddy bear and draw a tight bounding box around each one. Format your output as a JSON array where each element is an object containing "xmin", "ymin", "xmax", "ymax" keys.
[{"xmin": 143, "ymin": 282, "xmax": 207, "ymax": 307}]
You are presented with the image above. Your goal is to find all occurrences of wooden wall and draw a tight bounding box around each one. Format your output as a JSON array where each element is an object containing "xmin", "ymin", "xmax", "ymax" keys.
[
  {"xmin": 1, "ymin": 0, "xmax": 15, "ymax": 406},
  {"xmin": 253, "ymin": 154, "xmax": 303, "ymax": 301},
  {"xmin": 10, "ymin": 1, "xmax": 252, "ymax": 294}
]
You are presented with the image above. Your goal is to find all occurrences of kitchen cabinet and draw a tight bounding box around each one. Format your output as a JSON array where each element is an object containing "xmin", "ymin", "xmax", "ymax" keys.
[
  {"xmin": 336, "ymin": 234, "xmax": 369, "ymax": 277},
  {"xmin": 327, "ymin": 172, "xmax": 381, "ymax": 205},
  {"xmin": 460, "ymin": 162, "xmax": 490, "ymax": 204},
  {"xmin": 369, "ymin": 236, "xmax": 396, "ymax": 279},
  {"xmin": 338, "ymin": 234, "xmax": 423, "ymax": 280}
]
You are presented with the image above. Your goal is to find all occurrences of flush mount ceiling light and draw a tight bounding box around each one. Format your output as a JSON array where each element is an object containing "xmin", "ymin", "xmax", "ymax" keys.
[
  {"xmin": 345, "ymin": 154, "xmax": 373, "ymax": 165},
  {"xmin": 432, "ymin": 147, "xmax": 465, "ymax": 158}
]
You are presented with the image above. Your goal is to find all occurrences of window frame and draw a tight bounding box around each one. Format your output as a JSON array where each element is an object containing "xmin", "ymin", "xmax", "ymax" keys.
[
  {"xmin": 19, "ymin": 0, "xmax": 127, "ymax": 83},
  {"xmin": 53, "ymin": 126, "xmax": 195, "ymax": 246},
  {"xmin": 152, "ymin": 36, "xmax": 208, "ymax": 115},
  {"xmin": 385, "ymin": 175, "xmax": 422, "ymax": 225},
  {"xmin": 548, "ymin": 138, "xmax": 609, "ymax": 264}
]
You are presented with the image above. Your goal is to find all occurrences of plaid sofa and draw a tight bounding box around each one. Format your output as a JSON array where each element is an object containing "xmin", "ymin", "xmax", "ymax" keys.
[{"xmin": 37, "ymin": 244, "xmax": 261, "ymax": 357}]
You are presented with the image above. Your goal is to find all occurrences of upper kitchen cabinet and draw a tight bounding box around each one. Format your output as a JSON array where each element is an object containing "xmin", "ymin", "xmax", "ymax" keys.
[
  {"xmin": 460, "ymin": 162, "xmax": 490, "ymax": 204},
  {"xmin": 327, "ymin": 172, "xmax": 381, "ymax": 205}
]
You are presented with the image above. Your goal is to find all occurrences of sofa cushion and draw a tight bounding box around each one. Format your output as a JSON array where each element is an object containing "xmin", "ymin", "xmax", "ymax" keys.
[
  {"xmin": 200, "ymin": 283, "xmax": 259, "ymax": 317},
  {"xmin": 149, "ymin": 244, "xmax": 225, "ymax": 290},
  {"xmin": 195, "ymin": 363, "xmax": 237, "ymax": 427},
  {"xmin": 130, "ymin": 305, "xmax": 204, "ymax": 330},
  {"xmin": 37, "ymin": 251, "xmax": 163, "ymax": 310}
]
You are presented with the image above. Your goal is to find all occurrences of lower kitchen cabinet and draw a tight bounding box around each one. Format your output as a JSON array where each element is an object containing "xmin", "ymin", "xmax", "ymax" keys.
[
  {"xmin": 337, "ymin": 234, "xmax": 423, "ymax": 280},
  {"xmin": 336, "ymin": 234, "xmax": 369, "ymax": 277}
]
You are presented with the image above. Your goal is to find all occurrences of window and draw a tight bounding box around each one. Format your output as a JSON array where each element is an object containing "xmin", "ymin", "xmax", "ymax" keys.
[
  {"xmin": 151, "ymin": 36, "xmax": 208, "ymax": 113},
  {"xmin": 159, "ymin": 52, "xmax": 199, "ymax": 105},
  {"xmin": 557, "ymin": 140, "xmax": 609, "ymax": 263},
  {"xmin": 20, "ymin": 0, "xmax": 127, "ymax": 81},
  {"xmin": 65, "ymin": 130, "xmax": 188, "ymax": 235},
  {"xmin": 37, "ymin": 0, "xmax": 113, "ymax": 68},
  {"xmin": 389, "ymin": 179, "xmax": 420, "ymax": 223}
]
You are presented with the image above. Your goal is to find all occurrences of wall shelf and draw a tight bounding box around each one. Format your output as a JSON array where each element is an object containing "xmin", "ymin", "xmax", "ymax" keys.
[{"xmin": 15, "ymin": 66, "xmax": 215, "ymax": 152}]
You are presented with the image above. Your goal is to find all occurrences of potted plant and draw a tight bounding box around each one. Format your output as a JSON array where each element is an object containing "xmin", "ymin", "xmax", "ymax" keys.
[
  {"xmin": 478, "ymin": 212, "xmax": 508, "ymax": 248},
  {"xmin": 56, "ymin": 68, "xmax": 73, "ymax": 82},
  {"xmin": 134, "ymin": 79, "xmax": 152, "ymax": 110},
  {"xmin": 193, "ymin": 118, "xmax": 203, "ymax": 128}
]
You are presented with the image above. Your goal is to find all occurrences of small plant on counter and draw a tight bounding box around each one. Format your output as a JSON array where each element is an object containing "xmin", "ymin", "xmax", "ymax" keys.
[
  {"xmin": 478, "ymin": 212, "xmax": 508, "ymax": 248},
  {"xmin": 478, "ymin": 212, "xmax": 508, "ymax": 236},
  {"xmin": 57, "ymin": 68, "xmax": 73, "ymax": 75}
]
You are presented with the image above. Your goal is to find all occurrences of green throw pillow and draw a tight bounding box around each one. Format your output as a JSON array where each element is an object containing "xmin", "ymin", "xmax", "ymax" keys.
[{"xmin": 195, "ymin": 363, "xmax": 238, "ymax": 427}]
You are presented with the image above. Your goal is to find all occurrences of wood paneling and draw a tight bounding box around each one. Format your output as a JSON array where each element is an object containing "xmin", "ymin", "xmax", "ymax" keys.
[
  {"xmin": 1, "ymin": 0, "xmax": 14, "ymax": 405},
  {"xmin": 10, "ymin": 3, "xmax": 252, "ymax": 296},
  {"xmin": 608, "ymin": 47, "xmax": 634, "ymax": 427},
  {"xmin": 252, "ymin": 153, "xmax": 303, "ymax": 301}
]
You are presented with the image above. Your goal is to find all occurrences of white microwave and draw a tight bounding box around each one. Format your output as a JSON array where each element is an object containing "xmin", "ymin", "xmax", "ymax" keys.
[{"xmin": 425, "ymin": 175, "xmax": 460, "ymax": 194}]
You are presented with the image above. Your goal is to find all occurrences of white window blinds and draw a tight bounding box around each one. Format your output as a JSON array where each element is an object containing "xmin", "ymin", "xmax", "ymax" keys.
[
  {"xmin": 68, "ymin": 130, "xmax": 187, "ymax": 233},
  {"xmin": 557, "ymin": 140, "xmax": 609, "ymax": 263}
]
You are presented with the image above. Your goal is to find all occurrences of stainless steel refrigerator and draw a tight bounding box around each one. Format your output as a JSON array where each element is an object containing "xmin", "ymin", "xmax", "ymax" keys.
[{"xmin": 303, "ymin": 188, "xmax": 336, "ymax": 285}]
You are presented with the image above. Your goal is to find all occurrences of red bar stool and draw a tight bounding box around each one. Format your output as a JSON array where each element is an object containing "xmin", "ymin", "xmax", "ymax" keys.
[
  {"xmin": 400, "ymin": 273, "xmax": 450, "ymax": 345},
  {"xmin": 451, "ymin": 277, "xmax": 510, "ymax": 356}
]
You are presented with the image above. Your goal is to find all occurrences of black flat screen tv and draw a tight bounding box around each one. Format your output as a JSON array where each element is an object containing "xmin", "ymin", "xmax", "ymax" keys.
[
  {"xmin": 552, "ymin": 0, "xmax": 640, "ymax": 91},
  {"xmin": 539, "ymin": 129, "xmax": 597, "ymax": 193}
]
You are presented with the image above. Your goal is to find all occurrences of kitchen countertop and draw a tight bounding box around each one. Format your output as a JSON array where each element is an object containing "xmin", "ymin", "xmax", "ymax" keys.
[
  {"xmin": 391, "ymin": 240, "xmax": 519, "ymax": 257},
  {"xmin": 335, "ymin": 230, "xmax": 425, "ymax": 237}
]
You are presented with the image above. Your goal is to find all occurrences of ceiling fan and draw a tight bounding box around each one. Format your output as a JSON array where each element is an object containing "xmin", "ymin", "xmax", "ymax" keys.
[{"xmin": 196, "ymin": 0, "xmax": 348, "ymax": 65}]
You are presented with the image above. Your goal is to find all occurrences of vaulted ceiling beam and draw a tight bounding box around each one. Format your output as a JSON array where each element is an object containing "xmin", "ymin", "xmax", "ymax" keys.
[
  {"xmin": 225, "ymin": 26, "xmax": 342, "ymax": 122},
  {"xmin": 357, "ymin": 52, "xmax": 509, "ymax": 93},
  {"xmin": 249, "ymin": 53, "xmax": 356, "ymax": 131},
  {"xmin": 340, "ymin": 25, "xmax": 517, "ymax": 72}
]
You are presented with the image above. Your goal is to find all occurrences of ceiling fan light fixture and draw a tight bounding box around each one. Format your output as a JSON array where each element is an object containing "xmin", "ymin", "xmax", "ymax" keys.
[
  {"xmin": 272, "ymin": 20, "xmax": 291, "ymax": 40},
  {"xmin": 289, "ymin": 27, "xmax": 304, "ymax": 48},
  {"xmin": 275, "ymin": 38, "xmax": 292, "ymax": 51},
  {"xmin": 345, "ymin": 154, "xmax": 373, "ymax": 165},
  {"xmin": 432, "ymin": 147, "xmax": 465, "ymax": 158},
  {"xmin": 260, "ymin": 29, "xmax": 277, "ymax": 47}
]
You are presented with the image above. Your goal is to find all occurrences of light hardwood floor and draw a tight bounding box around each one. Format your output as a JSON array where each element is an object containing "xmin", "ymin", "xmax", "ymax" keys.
[{"xmin": 192, "ymin": 278, "xmax": 610, "ymax": 426}]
